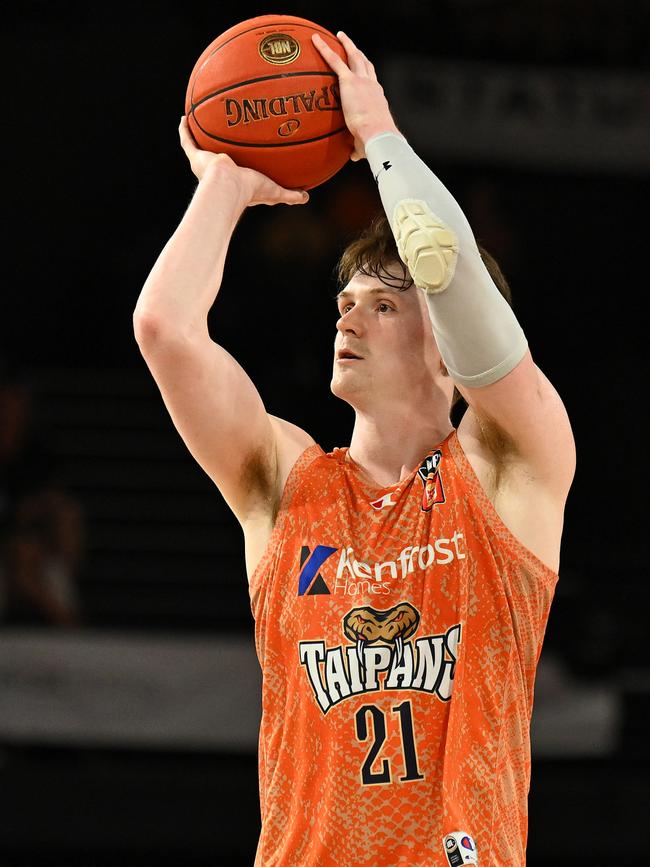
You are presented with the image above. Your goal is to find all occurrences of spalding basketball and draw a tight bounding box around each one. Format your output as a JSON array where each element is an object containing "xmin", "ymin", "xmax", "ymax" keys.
[{"xmin": 185, "ymin": 15, "xmax": 354, "ymax": 190}]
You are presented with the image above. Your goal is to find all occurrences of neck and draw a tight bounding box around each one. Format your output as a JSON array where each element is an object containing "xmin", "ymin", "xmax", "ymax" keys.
[{"xmin": 348, "ymin": 395, "xmax": 453, "ymax": 488}]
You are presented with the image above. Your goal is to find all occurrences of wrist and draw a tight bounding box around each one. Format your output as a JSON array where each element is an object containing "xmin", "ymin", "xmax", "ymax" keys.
[
  {"xmin": 357, "ymin": 119, "xmax": 402, "ymax": 147},
  {"xmin": 201, "ymin": 159, "xmax": 252, "ymax": 210}
]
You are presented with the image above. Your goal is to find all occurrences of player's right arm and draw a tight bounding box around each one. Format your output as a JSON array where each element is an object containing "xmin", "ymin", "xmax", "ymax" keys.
[{"xmin": 133, "ymin": 119, "xmax": 313, "ymax": 532}]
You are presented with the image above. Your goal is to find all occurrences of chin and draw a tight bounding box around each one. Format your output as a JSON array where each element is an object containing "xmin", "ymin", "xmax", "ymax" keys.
[
  {"xmin": 330, "ymin": 375, "xmax": 345, "ymax": 399},
  {"xmin": 331, "ymin": 374, "xmax": 355, "ymax": 402},
  {"xmin": 330, "ymin": 374, "xmax": 368, "ymax": 412}
]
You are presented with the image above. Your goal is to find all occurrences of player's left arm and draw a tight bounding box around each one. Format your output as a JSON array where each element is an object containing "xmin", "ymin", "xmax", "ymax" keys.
[{"xmin": 313, "ymin": 30, "xmax": 575, "ymax": 498}]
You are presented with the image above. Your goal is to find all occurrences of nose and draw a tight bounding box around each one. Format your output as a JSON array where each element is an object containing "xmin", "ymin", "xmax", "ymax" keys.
[{"xmin": 336, "ymin": 305, "xmax": 364, "ymax": 336}]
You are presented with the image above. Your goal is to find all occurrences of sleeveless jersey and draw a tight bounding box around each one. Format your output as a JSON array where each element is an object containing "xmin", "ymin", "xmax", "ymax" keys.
[{"xmin": 249, "ymin": 430, "xmax": 558, "ymax": 866}]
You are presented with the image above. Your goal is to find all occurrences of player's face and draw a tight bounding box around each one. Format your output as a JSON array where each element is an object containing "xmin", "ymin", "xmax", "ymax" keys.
[{"xmin": 331, "ymin": 269, "xmax": 442, "ymax": 408}]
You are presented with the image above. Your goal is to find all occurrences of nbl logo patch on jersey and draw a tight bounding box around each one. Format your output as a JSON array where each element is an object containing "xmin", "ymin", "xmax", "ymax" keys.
[
  {"xmin": 418, "ymin": 449, "xmax": 445, "ymax": 511},
  {"xmin": 443, "ymin": 831, "xmax": 478, "ymax": 865}
]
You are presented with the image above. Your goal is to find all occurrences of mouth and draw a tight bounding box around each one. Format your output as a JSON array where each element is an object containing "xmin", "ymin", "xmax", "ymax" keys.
[{"xmin": 336, "ymin": 349, "xmax": 363, "ymax": 362}]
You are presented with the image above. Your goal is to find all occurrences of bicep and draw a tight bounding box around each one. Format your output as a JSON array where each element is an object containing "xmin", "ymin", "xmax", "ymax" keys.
[
  {"xmin": 141, "ymin": 332, "xmax": 285, "ymax": 521},
  {"xmin": 456, "ymin": 350, "xmax": 576, "ymax": 496}
]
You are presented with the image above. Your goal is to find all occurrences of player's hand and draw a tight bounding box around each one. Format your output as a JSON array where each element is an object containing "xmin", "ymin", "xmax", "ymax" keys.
[
  {"xmin": 178, "ymin": 116, "xmax": 309, "ymax": 206},
  {"xmin": 311, "ymin": 31, "xmax": 400, "ymax": 161}
]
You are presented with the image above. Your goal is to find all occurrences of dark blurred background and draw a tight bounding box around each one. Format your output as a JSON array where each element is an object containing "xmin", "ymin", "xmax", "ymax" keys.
[{"xmin": 1, "ymin": 0, "xmax": 648, "ymax": 864}]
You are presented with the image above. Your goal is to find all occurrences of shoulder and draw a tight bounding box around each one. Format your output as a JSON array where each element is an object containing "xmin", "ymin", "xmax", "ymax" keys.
[{"xmin": 269, "ymin": 416, "xmax": 319, "ymax": 496}]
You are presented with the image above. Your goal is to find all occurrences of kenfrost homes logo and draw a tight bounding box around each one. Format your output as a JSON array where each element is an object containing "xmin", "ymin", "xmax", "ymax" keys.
[
  {"xmin": 298, "ymin": 534, "xmax": 466, "ymax": 597},
  {"xmin": 299, "ymin": 601, "xmax": 462, "ymax": 713}
]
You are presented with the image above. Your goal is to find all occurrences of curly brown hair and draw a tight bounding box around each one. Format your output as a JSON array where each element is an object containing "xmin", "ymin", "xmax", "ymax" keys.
[{"xmin": 336, "ymin": 213, "xmax": 514, "ymax": 409}]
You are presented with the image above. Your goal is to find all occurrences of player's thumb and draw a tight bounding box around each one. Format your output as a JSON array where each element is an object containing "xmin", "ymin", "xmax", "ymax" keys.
[{"xmin": 284, "ymin": 189, "xmax": 310, "ymax": 205}]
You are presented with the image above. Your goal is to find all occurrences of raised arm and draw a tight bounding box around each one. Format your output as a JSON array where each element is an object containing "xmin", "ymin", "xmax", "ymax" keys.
[
  {"xmin": 133, "ymin": 120, "xmax": 314, "ymax": 531},
  {"xmin": 312, "ymin": 32, "xmax": 575, "ymax": 505}
]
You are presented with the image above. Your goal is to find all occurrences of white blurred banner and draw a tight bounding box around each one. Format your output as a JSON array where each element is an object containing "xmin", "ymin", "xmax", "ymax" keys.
[
  {"xmin": 0, "ymin": 630, "xmax": 620, "ymax": 756},
  {"xmin": 383, "ymin": 58, "xmax": 650, "ymax": 171},
  {"xmin": 0, "ymin": 629, "xmax": 261, "ymax": 751}
]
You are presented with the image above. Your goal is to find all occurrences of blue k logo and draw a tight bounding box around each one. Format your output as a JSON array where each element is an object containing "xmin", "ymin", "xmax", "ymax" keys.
[{"xmin": 298, "ymin": 545, "xmax": 338, "ymax": 596}]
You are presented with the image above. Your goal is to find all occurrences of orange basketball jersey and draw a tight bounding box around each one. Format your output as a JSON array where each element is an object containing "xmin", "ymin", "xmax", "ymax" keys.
[{"xmin": 249, "ymin": 430, "xmax": 558, "ymax": 866}]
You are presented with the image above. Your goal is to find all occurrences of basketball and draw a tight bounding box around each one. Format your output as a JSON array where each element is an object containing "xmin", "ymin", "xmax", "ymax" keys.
[{"xmin": 185, "ymin": 15, "xmax": 354, "ymax": 190}]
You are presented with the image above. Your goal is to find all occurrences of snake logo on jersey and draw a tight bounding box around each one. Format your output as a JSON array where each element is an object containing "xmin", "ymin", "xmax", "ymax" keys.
[
  {"xmin": 299, "ymin": 601, "xmax": 462, "ymax": 713},
  {"xmin": 418, "ymin": 449, "xmax": 445, "ymax": 511}
]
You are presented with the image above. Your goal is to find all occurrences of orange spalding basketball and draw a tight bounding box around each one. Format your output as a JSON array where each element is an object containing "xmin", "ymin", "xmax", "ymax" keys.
[{"xmin": 185, "ymin": 15, "xmax": 354, "ymax": 190}]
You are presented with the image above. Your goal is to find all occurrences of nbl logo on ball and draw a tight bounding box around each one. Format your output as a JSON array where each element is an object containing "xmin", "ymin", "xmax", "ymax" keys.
[{"xmin": 259, "ymin": 33, "xmax": 301, "ymax": 65}]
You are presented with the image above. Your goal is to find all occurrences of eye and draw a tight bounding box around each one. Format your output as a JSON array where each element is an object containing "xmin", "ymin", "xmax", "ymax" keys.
[
  {"xmin": 377, "ymin": 302, "xmax": 394, "ymax": 313},
  {"xmin": 340, "ymin": 303, "xmax": 353, "ymax": 314}
]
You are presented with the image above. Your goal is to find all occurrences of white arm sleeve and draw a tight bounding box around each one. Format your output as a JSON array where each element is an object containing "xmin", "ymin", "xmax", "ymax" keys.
[{"xmin": 365, "ymin": 132, "xmax": 528, "ymax": 388}]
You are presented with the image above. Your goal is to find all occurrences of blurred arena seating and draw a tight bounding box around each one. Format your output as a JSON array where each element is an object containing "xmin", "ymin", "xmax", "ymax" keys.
[{"xmin": 32, "ymin": 366, "xmax": 251, "ymax": 631}]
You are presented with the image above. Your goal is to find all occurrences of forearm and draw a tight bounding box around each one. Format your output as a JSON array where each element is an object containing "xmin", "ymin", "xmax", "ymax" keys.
[
  {"xmin": 134, "ymin": 162, "xmax": 249, "ymax": 340},
  {"xmin": 365, "ymin": 133, "xmax": 527, "ymax": 387}
]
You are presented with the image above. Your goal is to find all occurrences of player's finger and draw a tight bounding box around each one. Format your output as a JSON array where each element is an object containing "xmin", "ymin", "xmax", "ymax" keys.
[
  {"xmin": 336, "ymin": 30, "xmax": 374, "ymax": 77},
  {"xmin": 286, "ymin": 189, "xmax": 310, "ymax": 205},
  {"xmin": 335, "ymin": 30, "xmax": 366, "ymax": 76},
  {"xmin": 311, "ymin": 33, "xmax": 350, "ymax": 76},
  {"xmin": 178, "ymin": 116, "xmax": 196, "ymax": 152},
  {"xmin": 270, "ymin": 187, "xmax": 310, "ymax": 206}
]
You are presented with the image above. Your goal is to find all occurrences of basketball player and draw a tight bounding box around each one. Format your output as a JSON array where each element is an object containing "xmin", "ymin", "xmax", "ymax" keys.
[{"xmin": 134, "ymin": 30, "xmax": 575, "ymax": 867}]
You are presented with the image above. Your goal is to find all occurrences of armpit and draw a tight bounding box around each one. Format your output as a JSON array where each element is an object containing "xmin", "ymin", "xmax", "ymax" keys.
[
  {"xmin": 239, "ymin": 443, "xmax": 280, "ymax": 521},
  {"xmin": 474, "ymin": 411, "xmax": 520, "ymax": 490}
]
